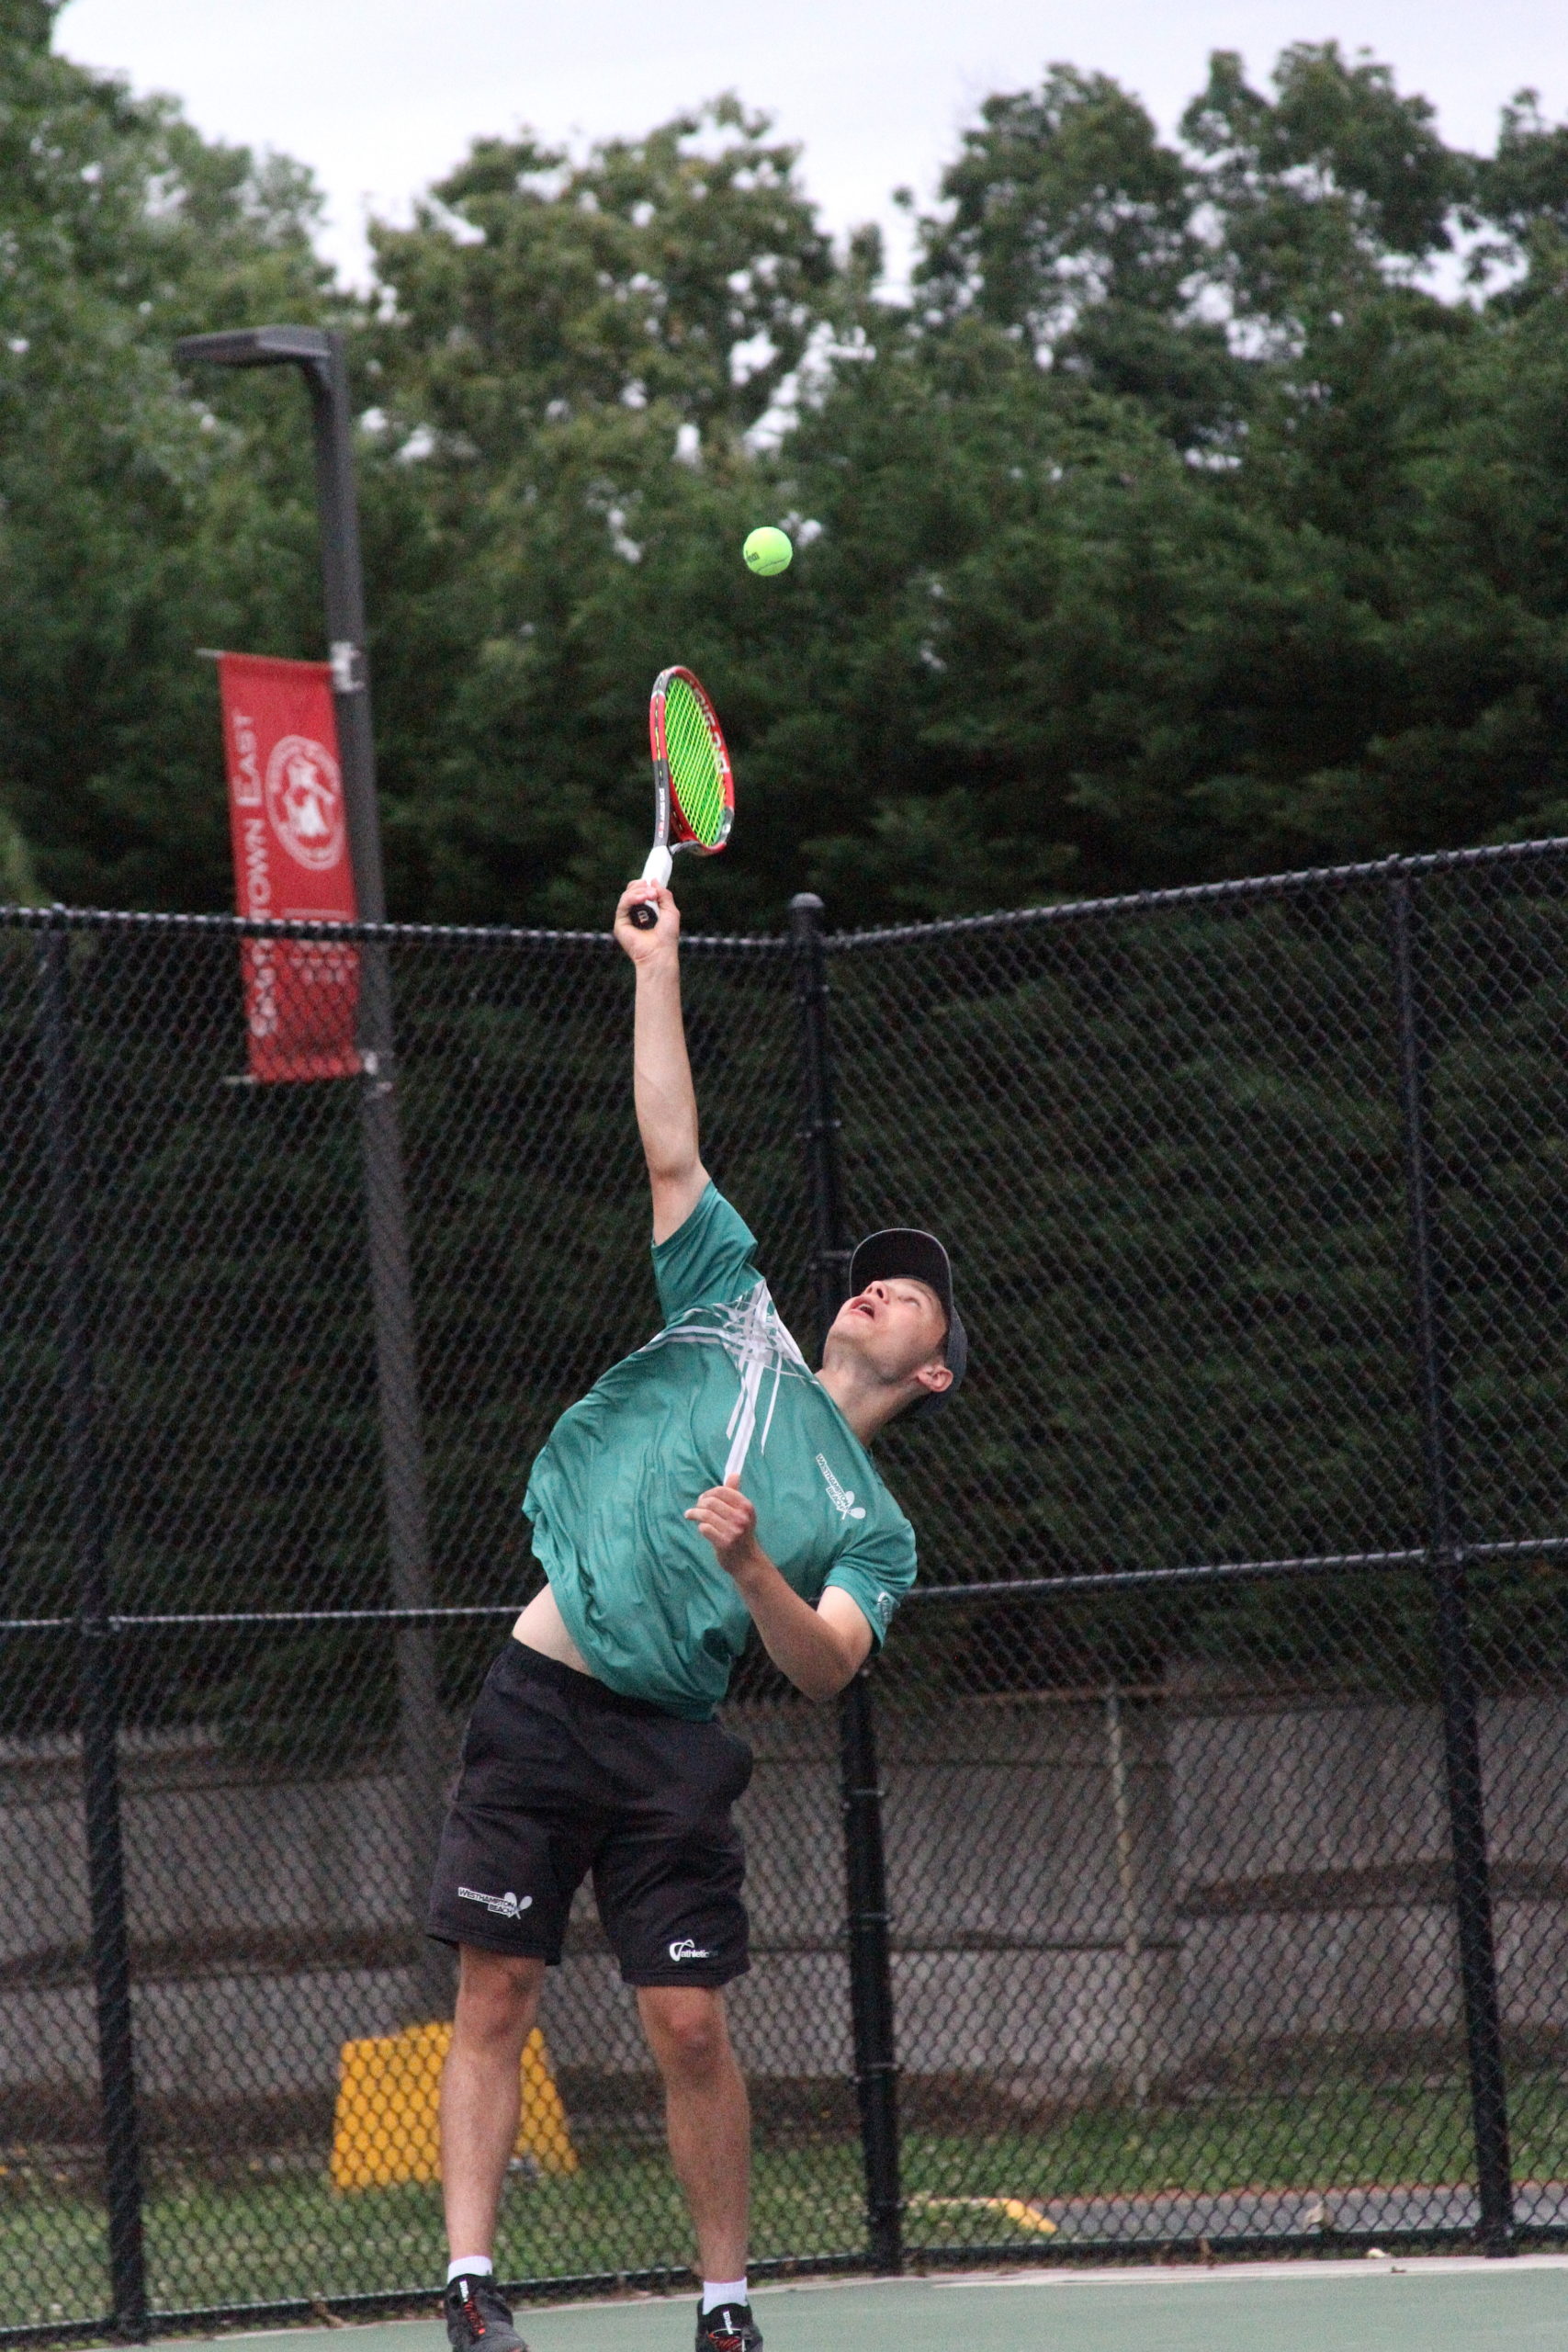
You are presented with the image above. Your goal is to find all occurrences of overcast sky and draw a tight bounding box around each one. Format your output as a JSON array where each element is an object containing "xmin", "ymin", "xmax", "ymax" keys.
[{"xmin": 57, "ymin": 0, "xmax": 1568, "ymax": 288}]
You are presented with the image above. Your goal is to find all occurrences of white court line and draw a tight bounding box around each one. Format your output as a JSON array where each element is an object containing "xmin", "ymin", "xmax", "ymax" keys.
[{"xmin": 931, "ymin": 2252, "xmax": 1568, "ymax": 2288}]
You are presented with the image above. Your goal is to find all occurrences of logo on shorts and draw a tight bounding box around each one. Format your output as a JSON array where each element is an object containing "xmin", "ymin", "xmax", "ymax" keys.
[
  {"xmin": 816, "ymin": 1453, "xmax": 867, "ymax": 1521},
  {"xmin": 458, "ymin": 1886, "xmax": 534, "ymax": 1919},
  {"xmin": 668, "ymin": 1938, "xmax": 714, "ymax": 1962}
]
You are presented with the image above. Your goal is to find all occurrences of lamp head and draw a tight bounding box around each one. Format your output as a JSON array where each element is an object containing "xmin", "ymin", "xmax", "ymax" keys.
[{"xmin": 174, "ymin": 327, "xmax": 333, "ymax": 371}]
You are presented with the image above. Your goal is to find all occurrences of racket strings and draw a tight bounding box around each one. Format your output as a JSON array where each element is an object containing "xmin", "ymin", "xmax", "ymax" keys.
[{"xmin": 663, "ymin": 678, "xmax": 727, "ymax": 847}]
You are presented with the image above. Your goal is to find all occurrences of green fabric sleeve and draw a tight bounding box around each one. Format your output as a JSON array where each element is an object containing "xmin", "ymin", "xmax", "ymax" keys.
[
  {"xmin": 652, "ymin": 1182, "xmax": 761, "ymax": 1321},
  {"xmin": 824, "ymin": 1515, "xmax": 919, "ymax": 1650}
]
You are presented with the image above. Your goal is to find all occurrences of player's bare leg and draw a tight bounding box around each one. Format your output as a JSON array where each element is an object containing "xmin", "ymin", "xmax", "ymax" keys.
[
  {"xmin": 441, "ymin": 1947, "xmax": 546, "ymax": 2253},
  {"xmin": 638, "ymin": 1985, "xmax": 750, "ymax": 2280},
  {"xmin": 440, "ymin": 1948, "xmax": 545, "ymax": 2352}
]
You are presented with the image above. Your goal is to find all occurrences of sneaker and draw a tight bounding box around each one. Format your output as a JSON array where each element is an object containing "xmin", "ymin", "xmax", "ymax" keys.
[
  {"xmin": 695, "ymin": 2301, "xmax": 762, "ymax": 2352},
  {"xmin": 444, "ymin": 2274, "xmax": 529, "ymax": 2352}
]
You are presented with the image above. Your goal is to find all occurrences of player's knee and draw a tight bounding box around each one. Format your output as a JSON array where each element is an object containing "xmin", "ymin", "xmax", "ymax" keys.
[
  {"xmin": 454, "ymin": 1947, "xmax": 544, "ymax": 2042},
  {"xmin": 639, "ymin": 1986, "xmax": 730, "ymax": 2079}
]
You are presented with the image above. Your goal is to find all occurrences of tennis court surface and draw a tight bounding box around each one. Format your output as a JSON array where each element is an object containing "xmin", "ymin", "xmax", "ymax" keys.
[{"xmin": 156, "ymin": 2257, "xmax": 1568, "ymax": 2352}]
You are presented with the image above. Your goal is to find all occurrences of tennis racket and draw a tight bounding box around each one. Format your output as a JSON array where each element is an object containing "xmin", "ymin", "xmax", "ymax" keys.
[{"xmin": 628, "ymin": 666, "xmax": 734, "ymax": 928}]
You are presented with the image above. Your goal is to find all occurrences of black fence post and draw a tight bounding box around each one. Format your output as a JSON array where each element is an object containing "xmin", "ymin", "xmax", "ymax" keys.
[
  {"xmin": 838, "ymin": 1674, "xmax": 902, "ymax": 2272},
  {"xmin": 1390, "ymin": 873, "xmax": 1514, "ymax": 2256},
  {"xmin": 36, "ymin": 918, "xmax": 150, "ymax": 2340},
  {"xmin": 788, "ymin": 892, "xmax": 903, "ymax": 2275}
]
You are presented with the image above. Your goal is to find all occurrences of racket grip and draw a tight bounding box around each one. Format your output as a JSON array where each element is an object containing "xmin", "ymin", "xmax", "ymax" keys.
[{"xmin": 629, "ymin": 900, "xmax": 659, "ymax": 930}]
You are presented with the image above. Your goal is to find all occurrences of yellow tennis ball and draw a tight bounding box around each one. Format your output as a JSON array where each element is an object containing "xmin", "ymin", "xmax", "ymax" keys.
[{"xmin": 743, "ymin": 526, "xmax": 794, "ymax": 577}]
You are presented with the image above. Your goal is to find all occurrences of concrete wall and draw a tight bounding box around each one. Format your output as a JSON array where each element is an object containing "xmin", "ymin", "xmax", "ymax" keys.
[{"xmin": 5, "ymin": 1677, "xmax": 1566, "ymax": 2119}]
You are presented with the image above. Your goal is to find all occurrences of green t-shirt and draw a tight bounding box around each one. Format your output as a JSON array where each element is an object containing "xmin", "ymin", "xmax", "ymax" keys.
[{"xmin": 523, "ymin": 1183, "xmax": 918, "ymax": 1719}]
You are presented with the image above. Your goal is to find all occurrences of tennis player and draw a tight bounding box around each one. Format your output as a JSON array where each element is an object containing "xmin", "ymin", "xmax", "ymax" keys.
[{"xmin": 429, "ymin": 878, "xmax": 967, "ymax": 2352}]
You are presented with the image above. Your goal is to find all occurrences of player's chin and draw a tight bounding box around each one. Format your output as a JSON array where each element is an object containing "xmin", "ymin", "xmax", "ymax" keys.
[{"xmin": 830, "ymin": 1311, "xmax": 875, "ymax": 1351}]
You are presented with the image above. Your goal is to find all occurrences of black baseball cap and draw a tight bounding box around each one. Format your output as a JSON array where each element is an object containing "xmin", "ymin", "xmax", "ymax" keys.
[{"xmin": 847, "ymin": 1227, "xmax": 968, "ymax": 1416}]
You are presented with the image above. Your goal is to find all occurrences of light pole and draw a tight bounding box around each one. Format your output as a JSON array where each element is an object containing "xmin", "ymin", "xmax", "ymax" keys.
[{"xmin": 176, "ymin": 326, "xmax": 451, "ymax": 2020}]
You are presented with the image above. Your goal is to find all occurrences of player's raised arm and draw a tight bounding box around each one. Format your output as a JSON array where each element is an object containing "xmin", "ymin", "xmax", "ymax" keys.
[{"xmin": 615, "ymin": 879, "xmax": 708, "ymax": 1242}]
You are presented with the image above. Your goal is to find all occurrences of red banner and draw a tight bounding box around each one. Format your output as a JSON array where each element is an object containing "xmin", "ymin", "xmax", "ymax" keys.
[{"xmin": 219, "ymin": 652, "xmax": 361, "ymax": 1083}]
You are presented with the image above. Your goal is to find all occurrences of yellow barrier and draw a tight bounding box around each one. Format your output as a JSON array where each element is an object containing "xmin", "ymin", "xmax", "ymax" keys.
[
  {"xmin": 907, "ymin": 2192, "xmax": 1056, "ymax": 2235},
  {"xmin": 332, "ymin": 2020, "xmax": 578, "ymax": 2190}
]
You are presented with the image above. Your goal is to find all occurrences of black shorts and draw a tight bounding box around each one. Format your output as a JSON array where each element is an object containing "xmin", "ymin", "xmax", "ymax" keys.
[{"xmin": 426, "ymin": 1640, "xmax": 753, "ymax": 1988}]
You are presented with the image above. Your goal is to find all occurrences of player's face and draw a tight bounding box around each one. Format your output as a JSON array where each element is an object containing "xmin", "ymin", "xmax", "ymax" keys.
[{"xmin": 828, "ymin": 1278, "xmax": 948, "ymax": 1385}]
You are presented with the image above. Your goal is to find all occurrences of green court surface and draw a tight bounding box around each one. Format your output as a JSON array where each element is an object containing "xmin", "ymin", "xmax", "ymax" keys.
[{"xmin": 158, "ymin": 2257, "xmax": 1568, "ymax": 2352}]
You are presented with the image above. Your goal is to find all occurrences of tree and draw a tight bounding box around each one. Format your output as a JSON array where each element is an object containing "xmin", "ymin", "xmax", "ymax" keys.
[
  {"xmin": 1182, "ymin": 43, "xmax": 1462, "ymax": 332},
  {"xmin": 6, "ymin": 16, "xmax": 1568, "ymax": 928},
  {"xmin": 354, "ymin": 42, "xmax": 1568, "ymax": 928},
  {"xmin": 367, "ymin": 96, "xmax": 834, "ymax": 456},
  {"xmin": 1468, "ymin": 90, "xmax": 1568, "ymax": 308},
  {"xmin": 913, "ymin": 64, "xmax": 1243, "ymax": 451},
  {"xmin": 356, "ymin": 98, "xmax": 851, "ymax": 924},
  {"xmin": 0, "ymin": 0, "xmax": 334, "ymax": 909}
]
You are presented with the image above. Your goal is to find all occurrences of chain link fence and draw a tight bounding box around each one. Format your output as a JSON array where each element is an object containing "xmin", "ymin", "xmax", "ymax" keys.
[{"xmin": 6, "ymin": 839, "xmax": 1568, "ymax": 2340}]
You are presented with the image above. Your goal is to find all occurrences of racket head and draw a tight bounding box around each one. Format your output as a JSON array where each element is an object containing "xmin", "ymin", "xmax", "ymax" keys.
[{"xmin": 649, "ymin": 666, "xmax": 734, "ymax": 859}]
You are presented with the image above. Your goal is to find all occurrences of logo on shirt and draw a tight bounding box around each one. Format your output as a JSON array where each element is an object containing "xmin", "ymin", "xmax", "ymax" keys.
[
  {"xmin": 874, "ymin": 1591, "xmax": 896, "ymax": 1632},
  {"xmin": 649, "ymin": 1281, "xmax": 810, "ymax": 1484},
  {"xmin": 669, "ymin": 1938, "xmax": 714, "ymax": 1962},
  {"xmin": 816, "ymin": 1453, "xmax": 867, "ymax": 1521},
  {"xmin": 458, "ymin": 1886, "xmax": 534, "ymax": 1920}
]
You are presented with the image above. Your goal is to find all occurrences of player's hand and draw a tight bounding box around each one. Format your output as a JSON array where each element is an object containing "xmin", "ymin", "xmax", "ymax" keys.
[
  {"xmin": 615, "ymin": 880, "xmax": 679, "ymax": 961},
  {"xmin": 686, "ymin": 1474, "xmax": 764, "ymax": 1580}
]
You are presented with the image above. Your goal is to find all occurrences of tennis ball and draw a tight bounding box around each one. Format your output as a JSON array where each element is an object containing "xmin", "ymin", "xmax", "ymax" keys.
[{"xmin": 743, "ymin": 526, "xmax": 794, "ymax": 577}]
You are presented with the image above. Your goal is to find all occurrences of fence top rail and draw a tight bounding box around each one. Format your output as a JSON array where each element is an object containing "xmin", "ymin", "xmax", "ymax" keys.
[
  {"xmin": 902, "ymin": 1530, "xmax": 1568, "ymax": 1607},
  {"xmin": 0, "ymin": 902, "xmax": 789, "ymax": 956},
  {"xmin": 823, "ymin": 832, "xmax": 1568, "ymax": 948},
  {"xmin": 4, "ymin": 832, "xmax": 1566, "ymax": 956}
]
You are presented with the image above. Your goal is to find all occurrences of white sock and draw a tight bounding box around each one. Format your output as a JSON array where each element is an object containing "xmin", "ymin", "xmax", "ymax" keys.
[
  {"xmin": 446, "ymin": 2256, "xmax": 493, "ymax": 2285},
  {"xmin": 702, "ymin": 2278, "xmax": 749, "ymax": 2313}
]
